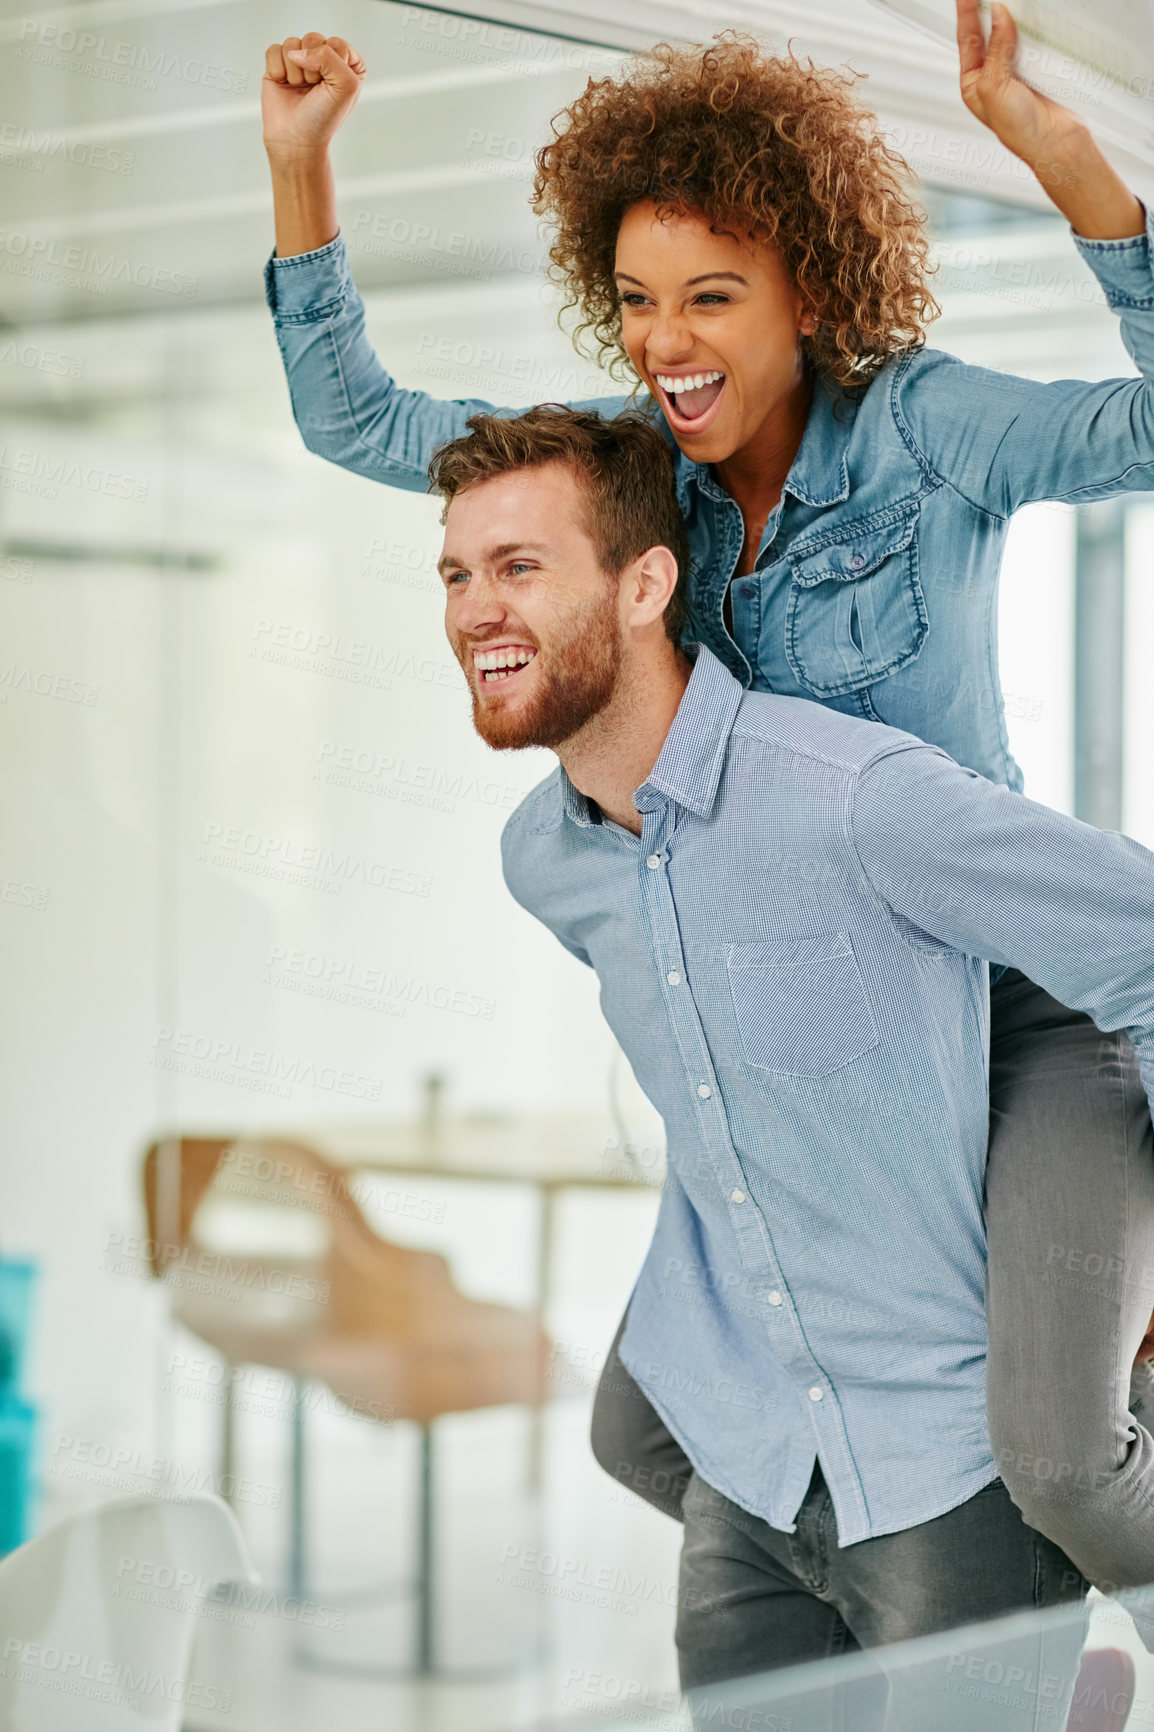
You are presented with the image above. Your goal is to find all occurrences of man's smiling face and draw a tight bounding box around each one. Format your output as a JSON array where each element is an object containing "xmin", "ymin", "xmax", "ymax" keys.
[{"xmin": 440, "ymin": 462, "xmax": 624, "ymax": 751}]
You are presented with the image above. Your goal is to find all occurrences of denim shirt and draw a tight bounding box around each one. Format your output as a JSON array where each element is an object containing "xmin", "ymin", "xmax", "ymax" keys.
[
  {"xmin": 264, "ymin": 209, "xmax": 1154, "ymax": 792},
  {"xmin": 500, "ymin": 645, "xmax": 1154, "ymax": 1540}
]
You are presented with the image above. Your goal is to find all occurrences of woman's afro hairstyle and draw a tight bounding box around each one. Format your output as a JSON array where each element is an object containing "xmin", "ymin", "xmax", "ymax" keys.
[{"xmin": 531, "ymin": 30, "xmax": 939, "ymax": 391}]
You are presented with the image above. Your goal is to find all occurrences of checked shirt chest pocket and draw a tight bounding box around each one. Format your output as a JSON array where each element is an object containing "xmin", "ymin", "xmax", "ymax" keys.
[
  {"xmin": 785, "ymin": 507, "xmax": 928, "ymax": 700},
  {"xmin": 726, "ymin": 935, "xmax": 880, "ymax": 1078}
]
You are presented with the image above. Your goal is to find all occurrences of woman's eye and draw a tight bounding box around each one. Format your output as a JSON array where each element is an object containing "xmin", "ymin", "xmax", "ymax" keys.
[{"xmin": 619, "ymin": 292, "xmax": 727, "ymax": 308}]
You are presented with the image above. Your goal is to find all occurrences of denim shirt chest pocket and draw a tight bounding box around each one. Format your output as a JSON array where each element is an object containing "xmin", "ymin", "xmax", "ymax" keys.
[
  {"xmin": 726, "ymin": 934, "xmax": 880, "ymax": 1078},
  {"xmin": 785, "ymin": 503, "xmax": 928, "ymax": 699}
]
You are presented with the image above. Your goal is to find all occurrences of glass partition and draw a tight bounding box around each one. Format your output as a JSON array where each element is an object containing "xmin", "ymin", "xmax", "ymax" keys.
[{"xmin": 538, "ymin": 1591, "xmax": 1154, "ymax": 1730}]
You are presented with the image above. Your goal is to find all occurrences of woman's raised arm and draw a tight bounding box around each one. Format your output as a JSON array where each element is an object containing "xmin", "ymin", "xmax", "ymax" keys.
[
  {"xmin": 890, "ymin": 4, "xmax": 1154, "ymax": 519},
  {"xmin": 954, "ymin": 0, "xmax": 1144, "ymax": 241},
  {"xmin": 261, "ymin": 32, "xmax": 634, "ymax": 492},
  {"xmin": 263, "ymin": 33, "xmax": 365, "ymax": 258}
]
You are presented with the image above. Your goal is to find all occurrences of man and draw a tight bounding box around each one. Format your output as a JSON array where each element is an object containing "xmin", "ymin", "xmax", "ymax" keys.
[{"xmin": 428, "ymin": 403, "xmax": 1154, "ymax": 1720}]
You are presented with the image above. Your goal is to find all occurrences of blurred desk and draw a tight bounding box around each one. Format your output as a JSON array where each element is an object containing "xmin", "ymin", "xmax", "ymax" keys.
[
  {"xmin": 239, "ymin": 1107, "xmax": 664, "ymax": 1324},
  {"xmin": 315, "ymin": 1110, "xmax": 658, "ymax": 1298},
  {"xmin": 306, "ymin": 1109, "xmax": 661, "ymax": 1186},
  {"xmin": 247, "ymin": 1110, "xmax": 665, "ymax": 1480}
]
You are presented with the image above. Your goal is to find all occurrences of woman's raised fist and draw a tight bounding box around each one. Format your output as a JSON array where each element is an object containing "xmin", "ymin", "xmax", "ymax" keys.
[{"xmin": 262, "ymin": 33, "xmax": 366, "ymax": 158}]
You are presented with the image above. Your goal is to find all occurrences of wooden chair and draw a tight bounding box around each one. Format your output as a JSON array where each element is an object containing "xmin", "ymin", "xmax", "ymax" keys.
[{"xmin": 142, "ymin": 1135, "xmax": 556, "ymax": 1675}]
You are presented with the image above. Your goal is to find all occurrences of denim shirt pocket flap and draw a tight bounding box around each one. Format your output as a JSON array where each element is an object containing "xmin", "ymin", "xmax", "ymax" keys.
[
  {"xmin": 725, "ymin": 934, "xmax": 880, "ymax": 1078},
  {"xmin": 788, "ymin": 509, "xmax": 919, "ymax": 587},
  {"xmin": 784, "ymin": 509, "xmax": 928, "ymax": 698}
]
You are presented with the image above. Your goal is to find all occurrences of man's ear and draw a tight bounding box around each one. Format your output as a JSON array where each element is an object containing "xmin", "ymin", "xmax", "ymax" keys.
[{"xmin": 626, "ymin": 545, "xmax": 680, "ymax": 629}]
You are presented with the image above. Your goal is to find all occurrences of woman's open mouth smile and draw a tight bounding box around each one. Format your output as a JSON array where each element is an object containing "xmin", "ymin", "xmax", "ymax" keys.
[{"xmin": 652, "ymin": 368, "xmax": 727, "ymax": 435}]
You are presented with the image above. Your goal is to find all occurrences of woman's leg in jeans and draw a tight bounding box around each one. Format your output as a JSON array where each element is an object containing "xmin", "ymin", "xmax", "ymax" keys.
[
  {"xmin": 985, "ymin": 968, "xmax": 1154, "ymax": 1590},
  {"xmin": 590, "ymin": 1305, "xmax": 693, "ymax": 1521}
]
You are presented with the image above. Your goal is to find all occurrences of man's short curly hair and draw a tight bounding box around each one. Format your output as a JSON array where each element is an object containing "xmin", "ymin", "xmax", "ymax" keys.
[
  {"xmin": 531, "ymin": 30, "xmax": 939, "ymax": 391},
  {"xmin": 427, "ymin": 404, "xmax": 690, "ymax": 642}
]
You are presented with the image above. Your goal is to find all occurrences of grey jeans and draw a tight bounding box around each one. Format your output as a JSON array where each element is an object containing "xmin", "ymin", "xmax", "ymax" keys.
[
  {"xmin": 678, "ymin": 1463, "xmax": 1089, "ymax": 1730},
  {"xmin": 591, "ymin": 969, "xmax": 1154, "ymax": 1590}
]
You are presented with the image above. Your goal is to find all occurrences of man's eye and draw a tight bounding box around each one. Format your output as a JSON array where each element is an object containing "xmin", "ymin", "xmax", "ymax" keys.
[
  {"xmin": 445, "ymin": 570, "xmax": 468, "ymax": 585},
  {"xmin": 509, "ymin": 562, "xmax": 533, "ymax": 576}
]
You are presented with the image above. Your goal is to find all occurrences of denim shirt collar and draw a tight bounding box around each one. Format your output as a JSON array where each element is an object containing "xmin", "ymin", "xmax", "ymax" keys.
[
  {"xmin": 559, "ymin": 644, "xmax": 742, "ymax": 828},
  {"xmin": 675, "ymin": 376, "xmax": 852, "ymax": 514}
]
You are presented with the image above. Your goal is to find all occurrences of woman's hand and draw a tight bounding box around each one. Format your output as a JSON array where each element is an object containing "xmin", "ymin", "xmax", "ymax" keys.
[
  {"xmin": 954, "ymin": 0, "xmax": 1144, "ymax": 239},
  {"xmin": 262, "ymin": 33, "xmax": 366, "ymax": 162},
  {"xmin": 262, "ymin": 33, "xmax": 366, "ymax": 258},
  {"xmin": 956, "ymin": 0, "xmax": 1081, "ymax": 167}
]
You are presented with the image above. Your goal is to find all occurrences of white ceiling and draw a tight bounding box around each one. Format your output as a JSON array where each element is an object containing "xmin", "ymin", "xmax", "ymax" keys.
[
  {"xmin": 392, "ymin": 0, "xmax": 1154, "ymax": 181},
  {"xmin": 0, "ymin": 0, "xmax": 619, "ymax": 321},
  {"xmin": 2, "ymin": 0, "xmax": 1152, "ymax": 331},
  {"xmin": 0, "ymin": 0, "xmax": 1141, "ymax": 526}
]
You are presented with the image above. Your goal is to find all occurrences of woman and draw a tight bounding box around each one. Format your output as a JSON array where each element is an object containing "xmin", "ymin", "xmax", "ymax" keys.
[{"xmin": 260, "ymin": 3, "xmax": 1154, "ymax": 1601}]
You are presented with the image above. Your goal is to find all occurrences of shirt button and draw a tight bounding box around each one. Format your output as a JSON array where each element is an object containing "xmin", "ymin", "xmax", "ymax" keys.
[
  {"xmin": 730, "ymin": 1188, "xmax": 746, "ymax": 1203},
  {"xmin": 767, "ymin": 1290, "xmax": 783, "ymax": 1307},
  {"xmin": 809, "ymin": 1386, "xmax": 824, "ymax": 1402},
  {"xmin": 666, "ymin": 970, "xmax": 681, "ymax": 985},
  {"xmin": 738, "ymin": 581, "xmax": 756, "ymax": 600},
  {"xmin": 697, "ymin": 1084, "xmax": 712, "ymax": 1100},
  {"xmin": 849, "ymin": 553, "xmax": 866, "ymax": 571},
  {"xmin": 646, "ymin": 854, "xmax": 662, "ymax": 870}
]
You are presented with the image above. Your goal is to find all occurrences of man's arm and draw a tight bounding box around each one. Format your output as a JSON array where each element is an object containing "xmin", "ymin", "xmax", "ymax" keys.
[
  {"xmin": 850, "ymin": 741, "xmax": 1154, "ymax": 1111},
  {"xmin": 498, "ymin": 778, "xmax": 598, "ymax": 969}
]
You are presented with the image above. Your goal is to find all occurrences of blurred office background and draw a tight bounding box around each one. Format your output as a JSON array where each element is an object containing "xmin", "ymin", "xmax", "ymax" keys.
[{"xmin": 1, "ymin": 0, "xmax": 1152, "ymax": 1726}]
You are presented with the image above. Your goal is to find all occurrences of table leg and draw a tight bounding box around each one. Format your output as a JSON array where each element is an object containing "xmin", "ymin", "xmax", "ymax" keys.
[
  {"xmin": 416, "ymin": 1423, "xmax": 434, "ymax": 1673},
  {"xmin": 290, "ymin": 1376, "xmax": 306, "ymax": 1600},
  {"xmin": 528, "ymin": 1184, "xmax": 558, "ymax": 1492},
  {"xmin": 219, "ymin": 1364, "xmax": 236, "ymax": 1504}
]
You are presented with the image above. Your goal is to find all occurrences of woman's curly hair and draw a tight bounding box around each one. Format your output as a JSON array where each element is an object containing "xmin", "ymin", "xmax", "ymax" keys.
[{"xmin": 531, "ymin": 30, "xmax": 938, "ymax": 392}]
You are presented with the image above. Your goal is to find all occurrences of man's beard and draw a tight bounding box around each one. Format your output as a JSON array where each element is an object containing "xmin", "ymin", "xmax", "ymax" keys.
[{"xmin": 462, "ymin": 587, "xmax": 622, "ymax": 751}]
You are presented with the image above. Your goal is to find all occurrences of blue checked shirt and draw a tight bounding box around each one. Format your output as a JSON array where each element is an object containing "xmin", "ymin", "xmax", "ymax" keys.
[{"xmin": 501, "ymin": 646, "xmax": 1154, "ymax": 1543}]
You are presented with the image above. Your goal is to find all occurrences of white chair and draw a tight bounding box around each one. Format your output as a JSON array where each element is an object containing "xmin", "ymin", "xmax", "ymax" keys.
[{"xmin": 0, "ymin": 1492, "xmax": 256, "ymax": 1731}]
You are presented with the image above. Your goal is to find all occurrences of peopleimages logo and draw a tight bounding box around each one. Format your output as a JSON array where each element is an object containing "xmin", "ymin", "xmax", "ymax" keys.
[
  {"xmin": 348, "ymin": 211, "xmax": 546, "ymax": 279},
  {"xmin": 0, "ymin": 444, "xmax": 147, "ymax": 501},
  {"xmin": 0, "ymin": 229, "xmax": 197, "ymax": 297},
  {"xmin": 198, "ymin": 821, "xmax": 432, "ymax": 900},
  {"xmin": 0, "ymin": 1636, "xmax": 232, "ymax": 1713},
  {"xmin": 265, "ymin": 944, "xmax": 496, "ymax": 1022},
  {"xmin": 149, "ymin": 1026, "xmax": 384, "ymax": 1102},
  {"xmin": 0, "ymin": 664, "xmax": 99, "ymax": 705},
  {"xmin": 14, "ymin": 20, "xmax": 248, "ymax": 94},
  {"xmin": 0, "ymin": 123, "xmax": 134, "ymax": 175},
  {"xmin": 113, "ymin": 1556, "xmax": 348, "ymax": 1631},
  {"xmin": 101, "ymin": 1228, "xmax": 331, "ymax": 1312},
  {"xmin": 0, "ymin": 337, "xmax": 85, "ymax": 379},
  {"xmin": 49, "ymin": 1431, "xmax": 282, "ymax": 1511}
]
